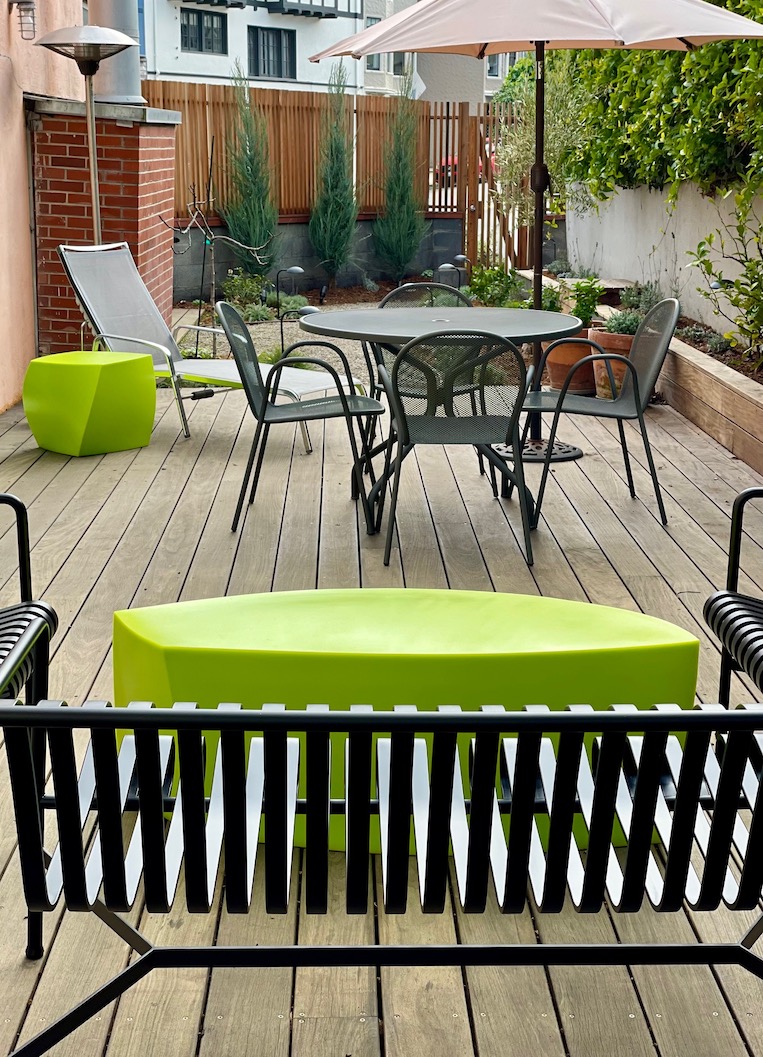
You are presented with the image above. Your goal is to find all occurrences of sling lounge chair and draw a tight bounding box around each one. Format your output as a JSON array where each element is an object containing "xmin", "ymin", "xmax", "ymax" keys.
[{"xmin": 58, "ymin": 242, "xmax": 359, "ymax": 448}]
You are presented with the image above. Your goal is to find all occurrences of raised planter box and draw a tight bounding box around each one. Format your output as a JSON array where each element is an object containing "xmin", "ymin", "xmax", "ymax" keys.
[{"xmin": 658, "ymin": 336, "xmax": 763, "ymax": 474}]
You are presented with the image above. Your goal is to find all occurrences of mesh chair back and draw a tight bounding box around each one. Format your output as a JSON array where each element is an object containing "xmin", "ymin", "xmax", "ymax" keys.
[
  {"xmin": 387, "ymin": 331, "xmax": 526, "ymax": 445},
  {"xmin": 378, "ymin": 282, "xmax": 472, "ymax": 309},
  {"xmin": 216, "ymin": 302, "xmax": 268, "ymax": 419},
  {"xmin": 58, "ymin": 243, "xmax": 182, "ymax": 368},
  {"xmin": 622, "ymin": 298, "xmax": 680, "ymax": 410}
]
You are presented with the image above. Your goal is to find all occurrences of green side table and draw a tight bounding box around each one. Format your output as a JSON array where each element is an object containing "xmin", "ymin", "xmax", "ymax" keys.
[{"xmin": 23, "ymin": 351, "xmax": 156, "ymax": 456}]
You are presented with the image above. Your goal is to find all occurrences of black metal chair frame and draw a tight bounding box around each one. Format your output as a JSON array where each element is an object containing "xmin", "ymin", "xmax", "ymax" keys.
[
  {"xmin": 704, "ymin": 486, "xmax": 763, "ymax": 706},
  {"xmin": 0, "ymin": 494, "xmax": 58, "ymax": 962},
  {"xmin": 5, "ymin": 700, "xmax": 763, "ymax": 1057},
  {"xmin": 373, "ymin": 330, "xmax": 536, "ymax": 565},
  {"xmin": 522, "ymin": 299, "xmax": 681, "ymax": 528},
  {"xmin": 215, "ymin": 302, "xmax": 384, "ymax": 534}
]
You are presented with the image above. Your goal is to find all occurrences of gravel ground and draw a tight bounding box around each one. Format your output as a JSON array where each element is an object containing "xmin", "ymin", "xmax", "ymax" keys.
[{"xmin": 180, "ymin": 300, "xmax": 379, "ymax": 386}]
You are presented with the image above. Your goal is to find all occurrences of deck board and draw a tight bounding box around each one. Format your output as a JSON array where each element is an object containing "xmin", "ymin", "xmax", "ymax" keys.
[{"xmin": 2, "ymin": 388, "xmax": 763, "ymax": 1057}]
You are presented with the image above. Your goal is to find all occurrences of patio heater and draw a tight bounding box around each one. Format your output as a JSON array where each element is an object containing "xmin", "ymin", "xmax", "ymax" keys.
[{"xmin": 35, "ymin": 26, "xmax": 137, "ymax": 245}]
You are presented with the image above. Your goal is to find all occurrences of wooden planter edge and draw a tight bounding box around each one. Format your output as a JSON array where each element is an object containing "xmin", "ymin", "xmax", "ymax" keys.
[{"xmin": 658, "ymin": 335, "xmax": 763, "ymax": 475}]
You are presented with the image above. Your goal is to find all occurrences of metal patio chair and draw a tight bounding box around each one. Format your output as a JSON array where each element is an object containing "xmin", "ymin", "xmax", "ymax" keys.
[
  {"xmin": 522, "ymin": 298, "xmax": 680, "ymax": 527},
  {"xmin": 216, "ymin": 301, "xmax": 384, "ymax": 533},
  {"xmin": 58, "ymin": 242, "xmax": 360, "ymax": 448},
  {"xmin": 704, "ymin": 486, "xmax": 763, "ymax": 706},
  {"xmin": 375, "ymin": 329, "xmax": 536, "ymax": 566}
]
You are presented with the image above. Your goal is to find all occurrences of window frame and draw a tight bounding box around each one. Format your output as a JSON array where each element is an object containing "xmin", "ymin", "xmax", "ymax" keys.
[
  {"xmin": 365, "ymin": 16, "xmax": 381, "ymax": 71},
  {"xmin": 248, "ymin": 25, "xmax": 297, "ymax": 80},
  {"xmin": 180, "ymin": 8, "xmax": 228, "ymax": 55}
]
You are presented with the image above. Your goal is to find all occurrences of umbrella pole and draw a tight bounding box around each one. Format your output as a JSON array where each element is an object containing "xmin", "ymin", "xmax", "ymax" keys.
[{"xmin": 522, "ymin": 42, "xmax": 583, "ymax": 464}]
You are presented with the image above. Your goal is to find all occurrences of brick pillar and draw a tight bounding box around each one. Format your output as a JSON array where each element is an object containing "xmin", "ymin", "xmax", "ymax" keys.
[{"xmin": 31, "ymin": 102, "xmax": 179, "ymax": 356}]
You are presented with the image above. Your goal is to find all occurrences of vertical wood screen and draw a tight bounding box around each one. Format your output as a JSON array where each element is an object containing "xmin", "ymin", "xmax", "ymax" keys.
[{"xmin": 142, "ymin": 82, "xmax": 529, "ymax": 269}]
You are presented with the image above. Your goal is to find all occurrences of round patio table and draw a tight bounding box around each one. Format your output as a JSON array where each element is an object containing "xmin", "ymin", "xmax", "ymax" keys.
[{"xmin": 299, "ymin": 306, "xmax": 582, "ymax": 346}]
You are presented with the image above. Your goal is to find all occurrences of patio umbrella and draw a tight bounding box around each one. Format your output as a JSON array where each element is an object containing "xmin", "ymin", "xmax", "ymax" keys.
[{"xmin": 310, "ymin": 0, "xmax": 763, "ymax": 454}]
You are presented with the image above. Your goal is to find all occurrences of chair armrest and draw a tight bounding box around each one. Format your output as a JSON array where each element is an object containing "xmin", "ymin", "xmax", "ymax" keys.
[
  {"xmin": 554, "ymin": 351, "xmax": 641, "ymax": 407},
  {"xmin": 172, "ymin": 323, "xmax": 227, "ymax": 361},
  {"xmin": 266, "ymin": 356, "xmax": 368, "ymax": 421},
  {"xmin": 726, "ymin": 487, "xmax": 763, "ymax": 592},
  {"xmin": 534, "ymin": 336, "xmax": 607, "ymax": 382},
  {"xmin": 283, "ymin": 340, "xmax": 363, "ymax": 394},
  {"xmin": 0, "ymin": 494, "xmax": 31, "ymax": 602},
  {"xmin": 92, "ymin": 332, "xmax": 176, "ymax": 375}
]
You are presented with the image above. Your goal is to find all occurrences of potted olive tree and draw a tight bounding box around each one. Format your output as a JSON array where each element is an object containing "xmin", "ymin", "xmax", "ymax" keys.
[{"xmin": 545, "ymin": 276, "xmax": 604, "ymax": 392}]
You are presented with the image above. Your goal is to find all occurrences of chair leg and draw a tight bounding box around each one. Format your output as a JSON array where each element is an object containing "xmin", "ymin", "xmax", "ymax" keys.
[
  {"xmin": 719, "ymin": 648, "xmax": 734, "ymax": 707},
  {"xmin": 383, "ymin": 438, "xmax": 406, "ymax": 566},
  {"xmin": 248, "ymin": 423, "xmax": 271, "ymax": 507},
  {"xmin": 26, "ymin": 644, "xmax": 48, "ymax": 960},
  {"xmin": 299, "ymin": 421, "xmax": 312, "ymax": 454},
  {"xmin": 374, "ymin": 429, "xmax": 396, "ymax": 535},
  {"xmin": 232, "ymin": 418, "xmax": 266, "ymax": 532},
  {"xmin": 530, "ymin": 405, "xmax": 564, "ymax": 530},
  {"xmin": 170, "ymin": 376, "xmax": 191, "ymax": 439},
  {"xmin": 511, "ymin": 437, "xmax": 534, "ymax": 566},
  {"xmin": 636, "ymin": 412, "xmax": 668, "ymax": 525},
  {"xmin": 617, "ymin": 420, "xmax": 636, "ymax": 498},
  {"xmin": 343, "ymin": 415, "xmax": 377, "ymax": 535}
]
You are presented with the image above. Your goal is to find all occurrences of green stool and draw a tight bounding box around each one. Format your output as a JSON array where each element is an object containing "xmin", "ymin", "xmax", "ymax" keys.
[
  {"xmin": 113, "ymin": 589, "xmax": 699, "ymax": 849},
  {"xmin": 23, "ymin": 351, "xmax": 156, "ymax": 456},
  {"xmin": 113, "ymin": 588, "xmax": 699, "ymax": 715}
]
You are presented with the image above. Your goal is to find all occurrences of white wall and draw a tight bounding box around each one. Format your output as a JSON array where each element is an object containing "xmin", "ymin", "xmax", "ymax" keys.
[
  {"xmin": 144, "ymin": 1, "xmax": 364, "ymax": 91},
  {"xmin": 566, "ymin": 183, "xmax": 746, "ymax": 332}
]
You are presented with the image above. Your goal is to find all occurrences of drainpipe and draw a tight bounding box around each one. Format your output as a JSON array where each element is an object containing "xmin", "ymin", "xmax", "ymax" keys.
[{"xmin": 90, "ymin": 0, "xmax": 146, "ymax": 103}]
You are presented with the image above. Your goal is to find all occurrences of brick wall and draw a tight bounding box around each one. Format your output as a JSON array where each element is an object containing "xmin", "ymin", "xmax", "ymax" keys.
[{"xmin": 34, "ymin": 112, "xmax": 176, "ymax": 356}]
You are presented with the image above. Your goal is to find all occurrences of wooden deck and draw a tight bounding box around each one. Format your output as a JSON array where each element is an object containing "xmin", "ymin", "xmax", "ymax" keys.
[{"xmin": 2, "ymin": 387, "xmax": 763, "ymax": 1057}]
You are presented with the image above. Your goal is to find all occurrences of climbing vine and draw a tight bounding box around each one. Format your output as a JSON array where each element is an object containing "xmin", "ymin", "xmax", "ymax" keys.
[{"xmin": 568, "ymin": 0, "xmax": 763, "ymax": 200}]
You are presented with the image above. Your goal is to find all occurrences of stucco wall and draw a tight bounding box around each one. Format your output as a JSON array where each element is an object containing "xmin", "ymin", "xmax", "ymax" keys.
[
  {"xmin": 0, "ymin": 0, "xmax": 82, "ymax": 411},
  {"xmin": 566, "ymin": 184, "xmax": 746, "ymax": 332}
]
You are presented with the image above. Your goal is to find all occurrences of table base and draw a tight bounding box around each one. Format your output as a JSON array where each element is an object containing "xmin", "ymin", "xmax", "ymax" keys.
[{"xmin": 493, "ymin": 439, "xmax": 584, "ymax": 463}]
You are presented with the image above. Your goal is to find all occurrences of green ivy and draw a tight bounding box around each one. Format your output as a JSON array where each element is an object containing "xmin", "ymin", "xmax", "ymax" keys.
[{"xmin": 569, "ymin": 0, "xmax": 763, "ymax": 199}]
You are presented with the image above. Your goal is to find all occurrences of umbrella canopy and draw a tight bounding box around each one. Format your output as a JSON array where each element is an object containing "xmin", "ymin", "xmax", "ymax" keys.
[
  {"xmin": 310, "ymin": 0, "xmax": 763, "ymax": 454},
  {"xmin": 310, "ymin": 0, "xmax": 763, "ymax": 61}
]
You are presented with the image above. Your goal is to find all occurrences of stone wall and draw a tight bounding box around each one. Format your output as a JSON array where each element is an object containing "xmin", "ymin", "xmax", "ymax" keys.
[
  {"xmin": 566, "ymin": 184, "xmax": 746, "ymax": 330},
  {"xmin": 173, "ymin": 216, "xmax": 464, "ymax": 301}
]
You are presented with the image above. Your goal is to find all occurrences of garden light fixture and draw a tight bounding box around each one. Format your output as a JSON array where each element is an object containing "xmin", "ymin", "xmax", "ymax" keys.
[
  {"xmin": 9, "ymin": 0, "xmax": 36, "ymax": 40},
  {"xmin": 276, "ymin": 266, "xmax": 305, "ymax": 353}
]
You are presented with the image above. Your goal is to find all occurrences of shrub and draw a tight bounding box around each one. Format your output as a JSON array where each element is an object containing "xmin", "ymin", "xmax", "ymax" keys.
[
  {"xmin": 308, "ymin": 63, "xmax": 358, "ymax": 286},
  {"xmin": 221, "ymin": 65, "xmax": 278, "ymax": 276},
  {"xmin": 221, "ymin": 268, "xmax": 267, "ymax": 307},
  {"xmin": 619, "ymin": 281, "xmax": 661, "ymax": 314},
  {"xmin": 546, "ymin": 258, "xmax": 571, "ymax": 277},
  {"xmin": 241, "ymin": 303, "xmax": 275, "ymax": 323},
  {"xmin": 605, "ymin": 310, "xmax": 642, "ymax": 335},
  {"xmin": 264, "ymin": 291, "xmax": 308, "ymax": 313},
  {"xmin": 466, "ymin": 263, "xmax": 526, "ymax": 306},
  {"xmin": 373, "ymin": 71, "xmax": 429, "ymax": 281}
]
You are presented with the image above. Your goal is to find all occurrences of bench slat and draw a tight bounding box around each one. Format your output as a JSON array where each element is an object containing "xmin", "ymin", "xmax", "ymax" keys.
[
  {"xmin": 304, "ymin": 705, "xmax": 330, "ymax": 913},
  {"xmin": 346, "ymin": 706, "xmax": 373, "ymax": 914},
  {"xmin": 177, "ymin": 724, "xmax": 210, "ymax": 913}
]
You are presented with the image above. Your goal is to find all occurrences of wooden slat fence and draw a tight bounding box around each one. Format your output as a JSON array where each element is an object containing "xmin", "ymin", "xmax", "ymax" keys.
[{"xmin": 142, "ymin": 81, "xmax": 530, "ymax": 268}]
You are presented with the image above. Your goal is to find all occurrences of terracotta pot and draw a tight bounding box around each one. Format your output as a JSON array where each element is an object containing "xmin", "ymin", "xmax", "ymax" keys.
[
  {"xmin": 589, "ymin": 329, "xmax": 635, "ymax": 400},
  {"xmin": 543, "ymin": 331, "xmax": 596, "ymax": 394}
]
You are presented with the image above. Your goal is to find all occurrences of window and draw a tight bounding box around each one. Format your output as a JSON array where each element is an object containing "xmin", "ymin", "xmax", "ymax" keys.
[
  {"xmin": 487, "ymin": 54, "xmax": 500, "ymax": 78},
  {"xmin": 180, "ymin": 9, "xmax": 227, "ymax": 54},
  {"xmin": 249, "ymin": 27, "xmax": 296, "ymax": 79},
  {"xmin": 392, "ymin": 52, "xmax": 406, "ymax": 76},
  {"xmin": 366, "ymin": 17, "xmax": 380, "ymax": 71}
]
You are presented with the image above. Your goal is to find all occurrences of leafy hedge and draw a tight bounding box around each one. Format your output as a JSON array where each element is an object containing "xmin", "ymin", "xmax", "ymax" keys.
[{"xmin": 568, "ymin": 0, "xmax": 763, "ymax": 198}]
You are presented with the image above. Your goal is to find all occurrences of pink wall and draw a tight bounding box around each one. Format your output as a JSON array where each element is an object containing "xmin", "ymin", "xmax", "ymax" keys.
[{"xmin": 0, "ymin": 0, "xmax": 84, "ymax": 411}]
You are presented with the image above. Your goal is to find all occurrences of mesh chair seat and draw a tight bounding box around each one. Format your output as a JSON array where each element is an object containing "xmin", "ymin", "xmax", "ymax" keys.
[
  {"xmin": 265, "ymin": 391, "xmax": 385, "ymax": 423},
  {"xmin": 522, "ymin": 386, "xmax": 641, "ymax": 419}
]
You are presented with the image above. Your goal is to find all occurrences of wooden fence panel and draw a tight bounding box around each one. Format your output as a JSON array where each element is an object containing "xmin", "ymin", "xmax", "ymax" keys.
[{"xmin": 142, "ymin": 81, "xmax": 537, "ymax": 271}]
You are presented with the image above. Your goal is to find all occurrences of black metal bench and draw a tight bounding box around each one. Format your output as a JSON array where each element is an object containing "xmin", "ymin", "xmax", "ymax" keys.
[
  {"xmin": 704, "ymin": 485, "xmax": 763, "ymax": 705},
  {"xmin": 3, "ymin": 699, "xmax": 763, "ymax": 1057}
]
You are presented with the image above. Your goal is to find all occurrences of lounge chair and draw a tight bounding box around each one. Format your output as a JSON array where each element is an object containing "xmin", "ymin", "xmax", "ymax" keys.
[{"xmin": 58, "ymin": 242, "xmax": 359, "ymax": 447}]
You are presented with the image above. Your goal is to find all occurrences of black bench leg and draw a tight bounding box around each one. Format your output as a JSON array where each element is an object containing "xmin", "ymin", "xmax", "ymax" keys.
[
  {"xmin": 25, "ymin": 640, "xmax": 49, "ymax": 961},
  {"xmin": 719, "ymin": 648, "xmax": 734, "ymax": 708}
]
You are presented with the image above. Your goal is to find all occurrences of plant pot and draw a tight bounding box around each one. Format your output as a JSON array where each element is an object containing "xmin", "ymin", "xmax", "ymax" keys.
[
  {"xmin": 544, "ymin": 332, "xmax": 596, "ymax": 394},
  {"xmin": 589, "ymin": 329, "xmax": 635, "ymax": 399}
]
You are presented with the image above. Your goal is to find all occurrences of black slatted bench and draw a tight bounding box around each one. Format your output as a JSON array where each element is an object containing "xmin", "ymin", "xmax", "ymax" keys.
[
  {"xmin": 4, "ymin": 699, "xmax": 763, "ymax": 1057},
  {"xmin": 705, "ymin": 486, "xmax": 763, "ymax": 705}
]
